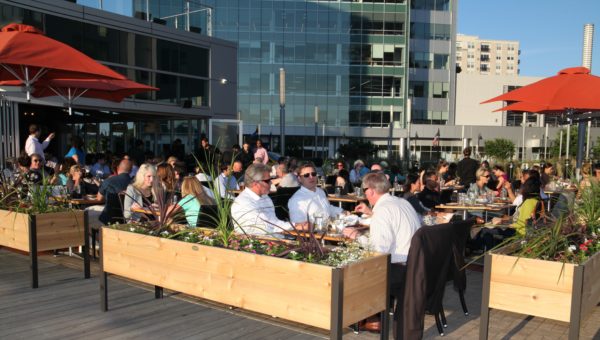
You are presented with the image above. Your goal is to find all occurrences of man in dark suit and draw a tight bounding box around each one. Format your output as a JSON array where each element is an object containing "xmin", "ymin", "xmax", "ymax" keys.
[{"xmin": 457, "ymin": 147, "xmax": 479, "ymax": 187}]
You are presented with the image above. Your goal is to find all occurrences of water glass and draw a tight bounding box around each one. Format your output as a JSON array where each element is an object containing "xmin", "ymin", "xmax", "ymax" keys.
[
  {"xmin": 334, "ymin": 186, "xmax": 342, "ymax": 197},
  {"xmin": 355, "ymin": 187, "xmax": 363, "ymax": 198},
  {"xmin": 458, "ymin": 193, "xmax": 467, "ymax": 205}
]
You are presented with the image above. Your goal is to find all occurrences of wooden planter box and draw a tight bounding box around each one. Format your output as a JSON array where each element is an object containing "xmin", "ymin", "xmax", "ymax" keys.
[
  {"xmin": 0, "ymin": 209, "xmax": 90, "ymax": 288},
  {"xmin": 100, "ymin": 227, "xmax": 391, "ymax": 339},
  {"xmin": 480, "ymin": 250, "xmax": 600, "ymax": 339}
]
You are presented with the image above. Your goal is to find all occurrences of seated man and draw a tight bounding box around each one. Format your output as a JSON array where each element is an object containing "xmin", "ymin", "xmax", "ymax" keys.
[
  {"xmin": 345, "ymin": 172, "xmax": 421, "ymax": 330},
  {"xmin": 214, "ymin": 164, "xmax": 239, "ymax": 198},
  {"xmin": 94, "ymin": 158, "xmax": 133, "ymax": 226},
  {"xmin": 417, "ymin": 170, "xmax": 441, "ymax": 209},
  {"xmin": 272, "ymin": 162, "xmax": 299, "ymax": 188},
  {"xmin": 25, "ymin": 153, "xmax": 47, "ymax": 184},
  {"xmin": 231, "ymin": 163, "xmax": 294, "ymax": 235},
  {"xmin": 231, "ymin": 160, "xmax": 244, "ymax": 182},
  {"xmin": 288, "ymin": 162, "xmax": 344, "ymax": 226},
  {"xmin": 345, "ymin": 172, "xmax": 422, "ymax": 263}
]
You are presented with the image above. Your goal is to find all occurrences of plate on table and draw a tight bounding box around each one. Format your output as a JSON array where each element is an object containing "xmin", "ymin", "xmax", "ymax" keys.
[
  {"xmin": 445, "ymin": 202, "xmax": 459, "ymax": 206},
  {"xmin": 475, "ymin": 198, "xmax": 488, "ymax": 204}
]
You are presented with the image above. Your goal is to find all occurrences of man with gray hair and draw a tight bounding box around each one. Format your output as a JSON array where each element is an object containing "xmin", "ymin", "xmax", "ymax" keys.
[
  {"xmin": 344, "ymin": 172, "xmax": 421, "ymax": 264},
  {"xmin": 231, "ymin": 163, "xmax": 294, "ymax": 235}
]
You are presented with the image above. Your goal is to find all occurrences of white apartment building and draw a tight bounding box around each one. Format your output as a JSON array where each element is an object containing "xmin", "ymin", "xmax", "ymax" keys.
[{"xmin": 456, "ymin": 34, "xmax": 520, "ymax": 76}]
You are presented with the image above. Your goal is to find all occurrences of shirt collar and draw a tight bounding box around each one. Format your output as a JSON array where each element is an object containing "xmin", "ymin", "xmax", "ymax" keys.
[
  {"xmin": 299, "ymin": 186, "xmax": 317, "ymax": 195},
  {"xmin": 244, "ymin": 187, "xmax": 264, "ymax": 200}
]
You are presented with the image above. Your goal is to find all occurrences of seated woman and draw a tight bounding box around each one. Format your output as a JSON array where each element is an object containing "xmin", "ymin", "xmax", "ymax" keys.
[
  {"xmin": 66, "ymin": 164, "xmax": 85, "ymax": 197},
  {"xmin": 123, "ymin": 164, "xmax": 157, "ymax": 221},
  {"xmin": 403, "ymin": 173, "xmax": 428, "ymax": 215},
  {"xmin": 436, "ymin": 160, "xmax": 456, "ymax": 186},
  {"xmin": 492, "ymin": 165, "xmax": 509, "ymax": 194},
  {"xmin": 176, "ymin": 176, "xmax": 215, "ymax": 227},
  {"xmin": 481, "ymin": 177, "xmax": 545, "ymax": 250},
  {"xmin": 157, "ymin": 162, "xmax": 176, "ymax": 194}
]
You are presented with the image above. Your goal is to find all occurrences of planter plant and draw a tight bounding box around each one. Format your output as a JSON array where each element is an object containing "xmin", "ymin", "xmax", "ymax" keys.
[
  {"xmin": 100, "ymin": 160, "xmax": 390, "ymax": 339},
  {"xmin": 480, "ymin": 181, "xmax": 600, "ymax": 340},
  {"xmin": 0, "ymin": 175, "xmax": 90, "ymax": 288}
]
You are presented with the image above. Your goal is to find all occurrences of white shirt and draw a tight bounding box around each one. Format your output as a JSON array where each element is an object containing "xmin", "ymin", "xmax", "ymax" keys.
[
  {"xmin": 195, "ymin": 173, "xmax": 212, "ymax": 182},
  {"xmin": 288, "ymin": 186, "xmax": 343, "ymax": 224},
  {"xmin": 214, "ymin": 173, "xmax": 239, "ymax": 198},
  {"xmin": 358, "ymin": 193, "xmax": 421, "ymax": 263},
  {"xmin": 231, "ymin": 188, "xmax": 292, "ymax": 235},
  {"xmin": 25, "ymin": 135, "xmax": 51, "ymax": 162}
]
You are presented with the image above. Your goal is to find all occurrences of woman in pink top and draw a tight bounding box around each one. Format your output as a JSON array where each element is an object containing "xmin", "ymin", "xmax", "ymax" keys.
[{"xmin": 254, "ymin": 140, "xmax": 269, "ymax": 164}]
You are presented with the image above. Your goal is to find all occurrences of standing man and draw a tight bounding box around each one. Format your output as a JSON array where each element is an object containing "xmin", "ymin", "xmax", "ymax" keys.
[
  {"xmin": 25, "ymin": 124, "xmax": 55, "ymax": 164},
  {"xmin": 254, "ymin": 140, "xmax": 269, "ymax": 165},
  {"xmin": 239, "ymin": 142, "xmax": 254, "ymax": 170},
  {"xmin": 457, "ymin": 147, "xmax": 479, "ymax": 187}
]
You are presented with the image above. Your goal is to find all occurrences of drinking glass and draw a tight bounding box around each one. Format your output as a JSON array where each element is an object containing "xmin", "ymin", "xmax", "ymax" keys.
[{"xmin": 334, "ymin": 186, "xmax": 342, "ymax": 197}]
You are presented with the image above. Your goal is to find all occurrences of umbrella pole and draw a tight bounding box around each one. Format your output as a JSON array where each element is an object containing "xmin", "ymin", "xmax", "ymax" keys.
[
  {"xmin": 565, "ymin": 120, "xmax": 571, "ymax": 178},
  {"xmin": 576, "ymin": 121, "xmax": 587, "ymax": 178}
]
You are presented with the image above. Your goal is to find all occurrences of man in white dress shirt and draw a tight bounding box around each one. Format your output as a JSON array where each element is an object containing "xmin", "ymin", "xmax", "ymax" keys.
[
  {"xmin": 24, "ymin": 124, "xmax": 55, "ymax": 164},
  {"xmin": 231, "ymin": 163, "xmax": 294, "ymax": 235},
  {"xmin": 345, "ymin": 172, "xmax": 421, "ymax": 264},
  {"xmin": 288, "ymin": 162, "xmax": 344, "ymax": 225}
]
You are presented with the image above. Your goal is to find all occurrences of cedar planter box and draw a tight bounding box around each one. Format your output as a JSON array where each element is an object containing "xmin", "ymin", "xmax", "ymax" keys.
[
  {"xmin": 0, "ymin": 209, "xmax": 90, "ymax": 288},
  {"xmin": 480, "ymin": 250, "xmax": 600, "ymax": 339},
  {"xmin": 100, "ymin": 227, "xmax": 391, "ymax": 339}
]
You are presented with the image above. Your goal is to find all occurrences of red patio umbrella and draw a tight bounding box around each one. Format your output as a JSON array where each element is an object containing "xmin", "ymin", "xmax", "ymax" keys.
[
  {"xmin": 31, "ymin": 78, "xmax": 159, "ymax": 115},
  {"xmin": 491, "ymin": 101, "xmax": 564, "ymax": 114},
  {"xmin": 481, "ymin": 67, "xmax": 600, "ymax": 111},
  {"xmin": 0, "ymin": 23, "xmax": 125, "ymax": 100}
]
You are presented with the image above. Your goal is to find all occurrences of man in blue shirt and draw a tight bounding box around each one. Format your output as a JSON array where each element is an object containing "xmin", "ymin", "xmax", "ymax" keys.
[{"xmin": 96, "ymin": 158, "xmax": 132, "ymax": 224}]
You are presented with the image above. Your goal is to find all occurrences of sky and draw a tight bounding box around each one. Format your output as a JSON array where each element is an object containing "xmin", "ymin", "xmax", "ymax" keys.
[{"xmin": 458, "ymin": 0, "xmax": 600, "ymax": 77}]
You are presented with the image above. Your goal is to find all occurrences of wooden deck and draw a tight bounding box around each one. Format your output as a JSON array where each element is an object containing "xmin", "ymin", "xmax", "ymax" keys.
[
  {"xmin": 0, "ymin": 249, "xmax": 322, "ymax": 339},
  {"xmin": 1, "ymin": 248, "xmax": 598, "ymax": 339}
]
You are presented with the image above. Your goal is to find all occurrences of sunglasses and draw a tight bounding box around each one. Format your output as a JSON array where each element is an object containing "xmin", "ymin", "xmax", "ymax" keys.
[
  {"xmin": 259, "ymin": 178, "xmax": 271, "ymax": 184},
  {"xmin": 301, "ymin": 172, "xmax": 318, "ymax": 178},
  {"xmin": 482, "ymin": 175, "xmax": 490, "ymax": 178},
  {"xmin": 32, "ymin": 159, "xmax": 41, "ymax": 163}
]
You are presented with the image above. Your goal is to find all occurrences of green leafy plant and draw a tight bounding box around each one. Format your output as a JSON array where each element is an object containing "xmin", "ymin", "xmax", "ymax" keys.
[
  {"xmin": 490, "ymin": 182, "xmax": 599, "ymax": 265},
  {"xmin": 483, "ymin": 138, "xmax": 515, "ymax": 162}
]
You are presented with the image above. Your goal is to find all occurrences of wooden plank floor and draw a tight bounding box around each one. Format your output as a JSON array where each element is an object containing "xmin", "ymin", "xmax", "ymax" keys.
[
  {"xmin": 2, "ymin": 248, "xmax": 598, "ymax": 339},
  {"xmin": 0, "ymin": 249, "xmax": 322, "ymax": 340}
]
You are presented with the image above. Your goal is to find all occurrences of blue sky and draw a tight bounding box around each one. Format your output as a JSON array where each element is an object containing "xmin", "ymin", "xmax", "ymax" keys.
[{"xmin": 458, "ymin": 0, "xmax": 600, "ymax": 77}]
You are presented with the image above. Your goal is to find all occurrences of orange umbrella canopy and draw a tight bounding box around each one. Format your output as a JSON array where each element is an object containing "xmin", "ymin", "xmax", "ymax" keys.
[
  {"xmin": 0, "ymin": 23, "xmax": 125, "ymax": 82},
  {"xmin": 481, "ymin": 67, "xmax": 600, "ymax": 112},
  {"xmin": 33, "ymin": 78, "xmax": 159, "ymax": 103},
  {"xmin": 491, "ymin": 101, "xmax": 564, "ymax": 114}
]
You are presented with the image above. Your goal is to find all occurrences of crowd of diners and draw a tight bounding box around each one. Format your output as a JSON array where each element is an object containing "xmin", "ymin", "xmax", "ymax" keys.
[{"xmin": 5, "ymin": 124, "xmax": 600, "ymax": 265}]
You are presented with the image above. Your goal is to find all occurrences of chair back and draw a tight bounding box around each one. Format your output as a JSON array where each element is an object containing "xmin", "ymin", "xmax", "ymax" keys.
[
  {"xmin": 271, "ymin": 186, "xmax": 300, "ymax": 220},
  {"xmin": 402, "ymin": 223, "xmax": 456, "ymax": 340},
  {"xmin": 197, "ymin": 205, "xmax": 223, "ymax": 228}
]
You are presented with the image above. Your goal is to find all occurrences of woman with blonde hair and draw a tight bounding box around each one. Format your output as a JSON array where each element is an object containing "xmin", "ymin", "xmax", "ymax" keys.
[
  {"xmin": 176, "ymin": 176, "xmax": 215, "ymax": 227},
  {"xmin": 124, "ymin": 163, "xmax": 157, "ymax": 221}
]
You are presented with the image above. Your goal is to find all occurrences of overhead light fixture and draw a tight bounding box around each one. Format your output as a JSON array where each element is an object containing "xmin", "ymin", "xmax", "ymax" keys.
[{"xmin": 220, "ymin": 78, "xmax": 228, "ymax": 85}]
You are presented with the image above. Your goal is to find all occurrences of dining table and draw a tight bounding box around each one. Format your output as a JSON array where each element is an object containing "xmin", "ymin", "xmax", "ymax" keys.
[
  {"xmin": 435, "ymin": 201, "xmax": 513, "ymax": 220},
  {"xmin": 51, "ymin": 195, "xmax": 105, "ymax": 207},
  {"xmin": 327, "ymin": 193, "xmax": 368, "ymax": 208}
]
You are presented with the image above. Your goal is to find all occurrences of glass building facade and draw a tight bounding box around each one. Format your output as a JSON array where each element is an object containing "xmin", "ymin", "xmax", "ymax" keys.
[
  {"xmin": 70, "ymin": 0, "xmax": 457, "ymax": 157},
  {"xmin": 198, "ymin": 0, "xmax": 410, "ymax": 131}
]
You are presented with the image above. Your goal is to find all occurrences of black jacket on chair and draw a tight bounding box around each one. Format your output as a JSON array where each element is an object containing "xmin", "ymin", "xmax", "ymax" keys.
[{"xmin": 400, "ymin": 223, "xmax": 455, "ymax": 340}]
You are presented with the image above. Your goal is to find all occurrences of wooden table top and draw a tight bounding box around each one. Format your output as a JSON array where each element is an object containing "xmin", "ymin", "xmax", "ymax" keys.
[
  {"xmin": 435, "ymin": 203, "xmax": 513, "ymax": 211},
  {"xmin": 327, "ymin": 194, "xmax": 368, "ymax": 203},
  {"xmin": 51, "ymin": 196, "xmax": 104, "ymax": 206}
]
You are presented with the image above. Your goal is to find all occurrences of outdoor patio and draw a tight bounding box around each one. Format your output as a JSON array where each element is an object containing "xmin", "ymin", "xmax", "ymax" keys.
[{"xmin": 1, "ymin": 249, "xmax": 598, "ymax": 339}]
